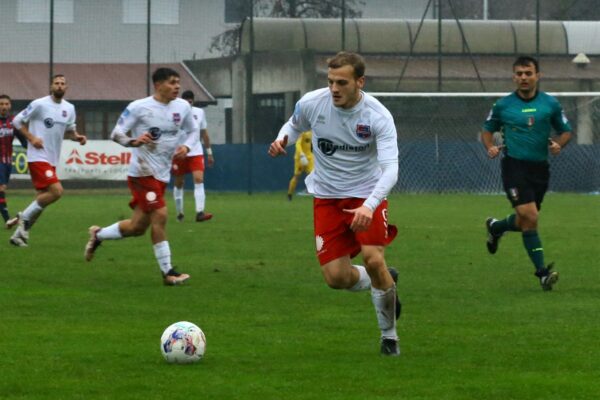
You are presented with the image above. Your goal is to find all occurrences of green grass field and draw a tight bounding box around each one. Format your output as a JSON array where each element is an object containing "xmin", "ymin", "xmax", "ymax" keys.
[{"xmin": 1, "ymin": 191, "xmax": 599, "ymax": 399}]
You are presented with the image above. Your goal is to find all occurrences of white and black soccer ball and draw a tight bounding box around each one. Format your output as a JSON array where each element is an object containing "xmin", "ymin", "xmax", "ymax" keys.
[{"xmin": 160, "ymin": 321, "xmax": 206, "ymax": 364}]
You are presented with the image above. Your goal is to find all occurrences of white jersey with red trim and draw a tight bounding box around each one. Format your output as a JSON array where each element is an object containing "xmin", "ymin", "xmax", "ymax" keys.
[
  {"xmin": 186, "ymin": 106, "xmax": 207, "ymax": 157},
  {"xmin": 277, "ymin": 88, "xmax": 398, "ymax": 208},
  {"xmin": 112, "ymin": 96, "xmax": 198, "ymax": 183},
  {"xmin": 13, "ymin": 95, "xmax": 76, "ymax": 166}
]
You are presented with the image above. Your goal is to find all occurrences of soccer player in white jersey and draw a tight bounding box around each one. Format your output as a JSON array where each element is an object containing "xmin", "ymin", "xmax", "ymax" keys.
[
  {"xmin": 268, "ymin": 52, "xmax": 402, "ymax": 356},
  {"xmin": 84, "ymin": 68, "xmax": 198, "ymax": 286},
  {"xmin": 7, "ymin": 75, "xmax": 87, "ymax": 247},
  {"xmin": 171, "ymin": 90, "xmax": 214, "ymax": 222}
]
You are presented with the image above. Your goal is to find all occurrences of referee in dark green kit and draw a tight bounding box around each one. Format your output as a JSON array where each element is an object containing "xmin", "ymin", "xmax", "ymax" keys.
[{"xmin": 481, "ymin": 55, "xmax": 572, "ymax": 291}]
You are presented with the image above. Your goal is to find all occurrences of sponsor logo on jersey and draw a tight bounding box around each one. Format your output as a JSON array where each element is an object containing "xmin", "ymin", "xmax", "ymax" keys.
[
  {"xmin": 148, "ymin": 127, "xmax": 161, "ymax": 140},
  {"xmin": 317, "ymin": 138, "xmax": 370, "ymax": 156},
  {"xmin": 44, "ymin": 118, "xmax": 55, "ymax": 128},
  {"xmin": 173, "ymin": 113, "xmax": 181, "ymax": 124},
  {"xmin": 356, "ymin": 124, "xmax": 371, "ymax": 138}
]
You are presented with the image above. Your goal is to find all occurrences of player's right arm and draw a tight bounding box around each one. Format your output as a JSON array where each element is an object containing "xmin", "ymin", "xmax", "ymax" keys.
[
  {"xmin": 13, "ymin": 100, "xmax": 44, "ymax": 149},
  {"xmin": 111, "ymin": 104, "xmax": 152, "ymax": 147},
  {"xmin": 269, "ymin": 102, "xmax": 310, "ymax": 157},
  {"xmin": 481, "ymin": 102, "xmax": 503, "ymax": 158}
]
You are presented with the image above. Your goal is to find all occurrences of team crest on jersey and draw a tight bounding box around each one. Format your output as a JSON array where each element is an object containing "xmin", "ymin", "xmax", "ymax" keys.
[
  {"xmin": 356, "ymin": 124, "xmax": 371, "ymax": 139},
  {"xmin": 62, "ymin": 110, "xmax": 67, "ymax": 118},
  {"xmin": 44, "ymin": 118, "xmax": 55, "ymax": 128},
  {"xmin": 173, "ymin": 113, "xmax": 181, "ymax": 124},
  {"xmin": 509, "ymin": 187, "xmax": 519, "ymax": 201},
  {"xmin": 527, "ymin": 116, "xmax": 535, "ymax": 127}
]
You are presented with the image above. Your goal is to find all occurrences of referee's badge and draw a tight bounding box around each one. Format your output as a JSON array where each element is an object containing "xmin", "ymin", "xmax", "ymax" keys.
[
  {"xmin": 509, "ymin": 187, "xmax": 519, "ymax": 201},
  {"xmin": 527, "ymin": 116, "xmax": 535, "ymax": 127}
]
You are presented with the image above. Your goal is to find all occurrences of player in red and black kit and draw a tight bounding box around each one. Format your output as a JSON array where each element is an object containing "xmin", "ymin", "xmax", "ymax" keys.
[{"xmin": 0, "ymin": 94, "xmax": 27, "ymax": 223}]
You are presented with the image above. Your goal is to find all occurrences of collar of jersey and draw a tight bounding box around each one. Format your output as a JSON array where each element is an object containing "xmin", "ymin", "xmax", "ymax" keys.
[{"xmin": 514, "ymin": 90, "xmax": 539, "ymax": 103}]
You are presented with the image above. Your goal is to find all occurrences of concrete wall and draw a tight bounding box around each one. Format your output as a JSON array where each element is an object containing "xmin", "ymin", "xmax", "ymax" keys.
[{"xmin": 240, "ymin": 18, "xmax": 570, "ymax": 55}]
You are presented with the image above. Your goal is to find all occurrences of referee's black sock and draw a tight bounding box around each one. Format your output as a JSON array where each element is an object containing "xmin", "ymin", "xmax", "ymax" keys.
[
  {"xmin": 0, "ymin": 191, "xmax": 8, "ymax": 222},
  {"xmin": 491, "ymin": 213, "xmax": 519, "ymax": 235}
]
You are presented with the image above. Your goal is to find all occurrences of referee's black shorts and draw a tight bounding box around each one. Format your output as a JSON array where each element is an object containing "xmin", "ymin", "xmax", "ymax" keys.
[{"xmin": 501, "ymin": 155, "xmax": 550, "ymax": 210}]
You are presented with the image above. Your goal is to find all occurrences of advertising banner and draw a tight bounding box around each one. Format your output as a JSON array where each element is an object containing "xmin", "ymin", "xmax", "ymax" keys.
[{"xmin": 12, "ymin": 140, "xmax": 132, "ymax": 180}]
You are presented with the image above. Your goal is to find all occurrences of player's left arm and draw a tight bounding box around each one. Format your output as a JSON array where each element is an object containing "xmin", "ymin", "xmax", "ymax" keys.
[
  {"xmin": 345, "ymin": 118, "xmax": 399, "ymax": 232},
  {"xmin": 64, "ymin": 109, "xmax": 86, "ymax": 145},
  {"xmin": 549, "ymin": 103, "xmax": 573, "ymax": 155},
  {"xmin": 65, "ymin": 130, "xmax": 87, "ymax": 145},
  {"xmin": 201, "ymin": 129, "xmax": 214, "ymax": 167}
]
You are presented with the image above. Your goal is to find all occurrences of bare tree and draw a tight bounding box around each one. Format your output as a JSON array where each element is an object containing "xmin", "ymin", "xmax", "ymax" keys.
[{"xmin": 209, "ymin": 0, "xmax": 364, "ymax": 57}]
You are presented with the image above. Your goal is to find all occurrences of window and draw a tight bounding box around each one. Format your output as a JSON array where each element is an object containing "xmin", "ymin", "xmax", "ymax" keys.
[
  {"xmin": 254, "ymin": 94, "xmax": 285, "ymax": 143},
  {"xmin": 225, "ymin": 0, "xmax": 252, "ymax": 23},
  {"xmin": 83, "ymin": 111, "xmax": 105, "ymax": 140},
  {"xmin": 122, "ymin": 0, "xmax": 179, "ymax": 25},
  {"xmin": 17, "ymin": 0, "xmax": 74, "ymax": 23},
  {"xmin": 82, "ymin": 110, "xmax": 122, "ymax": 140}
]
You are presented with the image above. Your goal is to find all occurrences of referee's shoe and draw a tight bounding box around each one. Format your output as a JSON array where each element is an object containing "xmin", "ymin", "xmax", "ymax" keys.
[
  {"xmin": 536, "ymin": 263, "xmax": 559, "ymax": 291},
  {"xmin": 485, "ymin": 217, "xmax": 503, "ymax": 254}
]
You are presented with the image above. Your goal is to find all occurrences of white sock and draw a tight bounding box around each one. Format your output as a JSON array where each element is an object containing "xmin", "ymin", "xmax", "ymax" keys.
[
  {"xmin": 96, "ymin": 222, "xmax": 123, "ymax": 240},
  {"xmin": 173, "ymin": 187, "xmax": 184, "ymax": 215},
  {"xmin": 194, "ymin": 183, "xmax": 205, "ymax": 213},
  {"xmin": 22, "ymin": 200, "xmax": 44, "ymax": 229},
  {"xmin": 153, "ymin": 241, "xmax": 172, "ymax": 275},
  {"xmin": 371, "ymin": 286, "xmax": 398, "ymax": 340},
  {"xmin": 347, "ymin": 265, "xmax": 371, "ymax": 292}
]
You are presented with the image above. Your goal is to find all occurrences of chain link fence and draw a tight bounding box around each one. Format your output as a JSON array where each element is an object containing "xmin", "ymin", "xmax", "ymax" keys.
[{"xmin": 2, "ymin": 0, "xmax": 600, "ymax": 192}]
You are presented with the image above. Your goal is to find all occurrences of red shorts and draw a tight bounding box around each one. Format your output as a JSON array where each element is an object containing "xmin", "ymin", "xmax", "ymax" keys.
[
  {"xmin": 171, "ymin": 155, "xmax": 205, "ymax": 176},
  {"xmin": 127, "ymin": 176, "xmax": 167, "ymax": 212},
  {"xmin": 314, "ymin": 198, "xmax": 397, "ymax": 265},
  {"xmin": 29, "ymin": 161, "xmax": 59, "ymax": 190}
]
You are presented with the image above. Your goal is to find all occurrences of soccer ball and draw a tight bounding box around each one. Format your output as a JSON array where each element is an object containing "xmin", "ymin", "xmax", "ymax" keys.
[{"xmin": 160, "ymin": 321, "xmax": 206, "ymax": 364}]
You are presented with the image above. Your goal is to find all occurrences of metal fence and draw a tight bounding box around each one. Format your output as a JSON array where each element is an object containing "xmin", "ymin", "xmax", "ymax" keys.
[{"xmin": 3, "ymin": 0, "xmax": 600, "ymax": 192}]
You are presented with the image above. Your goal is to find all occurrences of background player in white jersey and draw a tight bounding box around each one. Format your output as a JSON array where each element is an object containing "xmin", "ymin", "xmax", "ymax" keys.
[
  {"xmin": 7, "ymin": 75, "xmax": 87, "ymax": 247},
  {"xmin": 172, "ymin": 90, "xmax": 214, "ymax": 222},
  {"xmin": 268, "ymin": 52, "xmax": 402, "ymax": 356},
  {"xmin": 84, "ymin": 68, "xmax": 198, "ymax": 286}
]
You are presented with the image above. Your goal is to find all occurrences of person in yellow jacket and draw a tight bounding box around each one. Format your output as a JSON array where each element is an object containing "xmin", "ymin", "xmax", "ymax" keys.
[{"xmin": 288, "ymin": 130, "xmax": 313, "ymax": 200}]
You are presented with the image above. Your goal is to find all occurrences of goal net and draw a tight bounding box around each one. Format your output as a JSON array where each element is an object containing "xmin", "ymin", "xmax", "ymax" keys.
[{"xmin": 371, "ymin": 92, "xmax": 600, "ymax": 194}]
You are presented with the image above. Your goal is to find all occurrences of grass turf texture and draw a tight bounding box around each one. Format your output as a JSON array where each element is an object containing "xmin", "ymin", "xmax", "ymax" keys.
[{"xmin": 1, "ymin": 192, "xmax": 599, "ymax": 399}]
